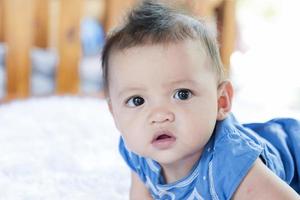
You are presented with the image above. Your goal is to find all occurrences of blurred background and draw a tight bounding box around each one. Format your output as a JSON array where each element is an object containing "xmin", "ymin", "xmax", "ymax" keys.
[
  {"xmin": 0, "ymin": 0, "xmax": 299, "ymax": 115},
  {"xmin": 231, "ymin": 0, "xmax": 300, "ymax": 121}
]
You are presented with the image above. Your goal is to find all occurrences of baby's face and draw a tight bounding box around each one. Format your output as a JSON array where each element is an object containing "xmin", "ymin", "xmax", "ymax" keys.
[{"xmin": 108, "ymin": 40, "xmax": 220, "ymax": 167}]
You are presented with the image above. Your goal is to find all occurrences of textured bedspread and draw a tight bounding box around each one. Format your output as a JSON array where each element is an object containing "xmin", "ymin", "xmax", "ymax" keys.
[{"xmin": 0, "ymin": 97, "xmax": 130, "ymax": 200}]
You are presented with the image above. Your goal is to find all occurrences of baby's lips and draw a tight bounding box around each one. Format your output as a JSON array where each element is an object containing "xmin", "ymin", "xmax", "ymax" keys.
[{"xmin": 152, "ymin": 130, "xmax": 175, "ymax": 143}]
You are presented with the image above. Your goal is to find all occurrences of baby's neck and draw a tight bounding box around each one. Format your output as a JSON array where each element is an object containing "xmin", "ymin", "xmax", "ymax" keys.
[{"xmin": 160, "ymin": 151, "xmax": 202, "ymax": 184}]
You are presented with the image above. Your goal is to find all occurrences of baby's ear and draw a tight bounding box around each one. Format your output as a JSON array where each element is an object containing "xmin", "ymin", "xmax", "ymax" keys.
[{"xmin": 217, "ymin": 81, "xmax": 233, "ymax": 120}]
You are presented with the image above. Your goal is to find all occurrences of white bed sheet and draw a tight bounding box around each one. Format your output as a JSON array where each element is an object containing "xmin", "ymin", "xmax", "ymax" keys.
[{"xmin": 0, "ymin": 96, "xmax": 130, "ymax": 200}]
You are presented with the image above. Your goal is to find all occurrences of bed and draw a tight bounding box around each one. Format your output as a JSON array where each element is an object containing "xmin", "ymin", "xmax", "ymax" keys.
[{"xmin": 0, "ymin": 96, "xmax": 130, "ymax": 199}]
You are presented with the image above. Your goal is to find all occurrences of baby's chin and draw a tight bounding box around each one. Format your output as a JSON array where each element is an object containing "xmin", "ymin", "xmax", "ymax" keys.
[
  {"xmin": 146, "ymin": 151, "xmax": 186, "ymax": 166},
  {"xmin": 130, "ymin": 149, "xmax": 176, "ymax": 164}
]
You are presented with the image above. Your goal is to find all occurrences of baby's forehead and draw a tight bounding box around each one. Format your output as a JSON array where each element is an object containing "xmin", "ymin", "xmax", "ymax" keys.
[
  {"xmin": 108, "ymin": 41, "xmax": 218, "ymax": 81},
  {"xmin": 109, "ymin": 41, "xmax": 216, "ymax": 79},
  {"xmin": 109, "ymin": 39, "xmax": 209, "ymax": 61}
]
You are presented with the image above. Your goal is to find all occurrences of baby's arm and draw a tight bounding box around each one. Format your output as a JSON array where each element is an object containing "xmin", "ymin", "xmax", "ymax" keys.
[
  {"xmin": 233, "ymin": 158, "xmax": 299, "ymax": 200},
  {"xmin": 130, "ymin": 172, "xmax": 153, "ymax": 200}
]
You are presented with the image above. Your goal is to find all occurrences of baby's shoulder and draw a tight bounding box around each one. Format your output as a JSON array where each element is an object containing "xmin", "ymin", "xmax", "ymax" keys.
[{"xmin": 232, "ymin": 158, "xmax": 299, "ymax": 199}]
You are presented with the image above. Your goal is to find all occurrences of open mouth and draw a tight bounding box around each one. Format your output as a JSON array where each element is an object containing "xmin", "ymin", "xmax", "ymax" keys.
[
  {"xmin": 151, "ymin": 131, "xmax": 176, "ymax": 149},
  {"xmin": 155, "ymin": 134, "xmax": 173, "ymax": 141}
]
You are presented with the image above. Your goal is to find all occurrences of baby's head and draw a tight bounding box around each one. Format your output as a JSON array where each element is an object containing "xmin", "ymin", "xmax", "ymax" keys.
[
  {"xmin": 102, "ymin": 0, "xmax": 226, "ymax": 92},
  {"xmin": 102, "ymin": 0, "xmax": 233, "ymax": 166}
]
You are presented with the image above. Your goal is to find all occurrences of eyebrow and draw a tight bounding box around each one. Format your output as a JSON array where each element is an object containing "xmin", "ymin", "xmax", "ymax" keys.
[
  {"xmin": 164, "ymin": 79, "xmax": 200, "ymax": 87},
  {"xmin": 117, "ymin": 87, "xmax": 146, "ymax": 98}
]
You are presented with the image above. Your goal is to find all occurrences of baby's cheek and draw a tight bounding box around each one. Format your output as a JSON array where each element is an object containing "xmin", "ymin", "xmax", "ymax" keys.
[
  {"xmin": 123, "ymin": 135, "xmax": 143, "ymax": 155},
  {"xmin": 118, "ymin": 119, "xmax": 138, "ymax": 140},
  {"xmin": 113, "ymin": 111, "xmax": 130, "ymax": 129}
]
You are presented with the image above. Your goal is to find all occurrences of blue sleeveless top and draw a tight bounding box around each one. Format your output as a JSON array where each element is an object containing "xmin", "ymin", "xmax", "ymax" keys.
[{"xmin": 119, "ymin": 114, "xmax": 300, "ymax": 199}]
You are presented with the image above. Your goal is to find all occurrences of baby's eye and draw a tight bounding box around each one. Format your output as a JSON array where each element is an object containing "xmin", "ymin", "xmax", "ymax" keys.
[
  {"xmin": 174, "ymin": 89, "xmax": 192, "ymax": 100},
  {"xmin": 126, "ymin": 96, "xmax": 145, "ymax": 107}
]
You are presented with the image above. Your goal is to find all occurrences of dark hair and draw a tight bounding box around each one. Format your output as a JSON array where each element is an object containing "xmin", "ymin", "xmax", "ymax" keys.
[{"xmin": 101, "ymin": 0, "xmax": 225, "ymax": 94}]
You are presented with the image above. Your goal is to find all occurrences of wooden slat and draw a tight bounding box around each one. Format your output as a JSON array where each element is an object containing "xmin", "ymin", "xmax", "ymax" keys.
[
  {"xmin": 4, "ymin": 0, "xmax": 35, "ymax": 99},
  {"xmin": 104, "ymin": 0, "xmax": 137, "ymax": 32},
  {"xmin": 98, "ymin": 0, "xmax": 106, "ymax": 24},
  {"xmin": 34, "ymin": 0, "xmax": 49, "ymax": 48},
  {"xmin": 0, "ymin": 0, "xmax": 4, "ymax": 41},
  {"xmin": 56, "ymin": 0, "xmax": 82, "ymax": 94},
  {"xmin": 216, "ymin": 0, "xmax": 236, "ymax": 74}
]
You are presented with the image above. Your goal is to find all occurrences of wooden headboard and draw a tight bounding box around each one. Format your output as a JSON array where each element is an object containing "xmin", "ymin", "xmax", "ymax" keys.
[
  {"xmin": 1, "ymin": 0, "xmax": 82, "ymax": 100},
  {"xmin": 0, "ymin": 0, "xmax": 235, "ymax": 101}
]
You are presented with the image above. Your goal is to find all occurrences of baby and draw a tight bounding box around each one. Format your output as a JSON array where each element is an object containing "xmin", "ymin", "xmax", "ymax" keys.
[{"xmin": 101, "ymin": 1, "xmax": 300, "ymax": 199}]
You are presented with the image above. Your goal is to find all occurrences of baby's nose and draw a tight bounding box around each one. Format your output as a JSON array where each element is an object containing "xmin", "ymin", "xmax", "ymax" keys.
[{"xmin": 149, "ymin": 107, "xmax": 175, "ymax": 124}]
